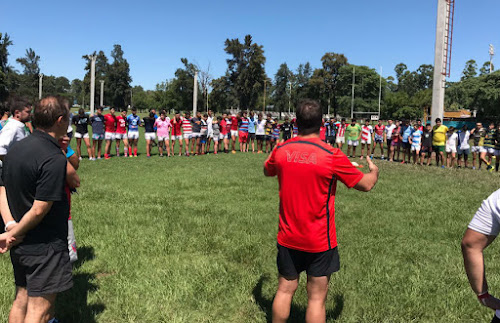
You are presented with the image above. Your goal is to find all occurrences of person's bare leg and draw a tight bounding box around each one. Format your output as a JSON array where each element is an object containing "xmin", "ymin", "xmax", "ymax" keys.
[
  {"xmin": 158, "ymin": 140, "xmax": 163, "ymax": 156},
  {"xmin": 352, "ymin": 146, "xmax": 357, "ymax": 157},
  {"xmin": 115, "ymin": 139, "xmax": 121, "ymax": 156},
  {"xmin": 9, "ymin": 287, "xmax": 28, "ymax": 323},
  {"xmin": 272, "ymin": 275, "xmax": 299, "ymax": 323},
  {"xmin": 24, "ymin": 294, "xmax": 56, "ymax": 323},
  {"xmin": 98, "ymin": 140, "xmax": 103, "ymax": 158},
  {"xmin": 305, "ymin": 275, "xmax": 330, "ymax": 323},
  {"xmin": 76, "ymin": 138, "xmax": 82, "ymax": 158},
  {"xmin": 84, "ymin": 138, "xmax": 92, "ymax": 158},
  {"xmin": 105, "ymin": 140, "xmax": 111, "ymax": 155},
  {"xmin": 165, "ymin": 141, "xmax": 171, "ymax": 156},
  {"xmin": 146, "ymin": 140, "xmax": 151, "ymax": 156}
]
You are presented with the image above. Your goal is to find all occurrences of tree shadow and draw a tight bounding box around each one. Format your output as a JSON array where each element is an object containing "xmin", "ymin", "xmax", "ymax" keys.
[
  {"xmin": 55, "ymin": 246, "xmax": 105, "ymax": 323},
  {"xmin": 252, "ymin": 275, "xmax": 344, "ymax": 322}
]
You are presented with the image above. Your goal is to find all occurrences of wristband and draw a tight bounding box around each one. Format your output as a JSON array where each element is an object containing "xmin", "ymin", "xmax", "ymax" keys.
[
  {"xmin": 478, "ymin": 292, "xmax": 490, "ymax": 305},
  {"xmin": 4, "ymin": 220, "xmax": 16, "ymax": 232}
]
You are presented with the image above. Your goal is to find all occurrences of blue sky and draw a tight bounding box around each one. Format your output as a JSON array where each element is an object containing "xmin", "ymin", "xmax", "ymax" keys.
[{"xmin": 3, "ymin": 0, "xmax": 500, "ymax": 90}]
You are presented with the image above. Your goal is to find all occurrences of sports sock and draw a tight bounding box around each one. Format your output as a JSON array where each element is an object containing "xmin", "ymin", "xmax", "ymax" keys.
[{"xmin": 134, "ymin": 147, "xmax": 138, "ymax": 156}]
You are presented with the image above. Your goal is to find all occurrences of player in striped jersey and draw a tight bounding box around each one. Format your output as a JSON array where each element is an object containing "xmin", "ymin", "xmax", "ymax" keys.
[
  {"xmin": 335, "ymin": 118, "xmax": 346, "ymax": 149},
  {"xmin": 238, "ymin": 111, "xmax": 249, "ymax": 152},
  {"xmin": 409, "ymin": 123, "xmax": 423, "ymax": 164},
  {"xmin": 360, "ymin": 119, "xmax": 373, "ymax": 160},
  {"xmin": 181, "ymin": 112, "xmax": 193, "ymax": 156}
]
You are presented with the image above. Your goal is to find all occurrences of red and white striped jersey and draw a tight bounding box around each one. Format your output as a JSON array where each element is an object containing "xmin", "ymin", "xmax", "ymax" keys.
[
  {"xmin": 181, "ymin": 117, "xmax": 192, "ymax": 134},
  {"xmin": 337, "ymin": 124, "xmax": 346, "ymax": 137},
  {"xmin": 361, "ymin": 125, "xmax": 373, "ymax": 141}
]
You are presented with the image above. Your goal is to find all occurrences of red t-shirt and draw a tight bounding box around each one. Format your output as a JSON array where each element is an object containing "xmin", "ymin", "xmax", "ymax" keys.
[
  {"xmin": 220, "ymin": 119, "xmax": 228, "ymax": 135},
  {"xmin": 116, "ymin": 115, "xmax": 126, "ymax": 134},
  {"xmin": 104, "ymin": 114, "xmax": 117, "ymax": 132},
  {"xmin": 319, "ymin": 127, "xmax": 326, "ymax": 140},
  {"xmin": 230, "ymin": 116, "xmax": 238, "ymax": 131},
  {"xmin": 374, "ymin": 124, "xmax": 385, "ymax": 136},
  {"xmin": 171, "ymin": 117, "xmax": 182, "ymax": 135},
  {"xmin": 264, "ymin": 137, "xmax": 364, "ymax": 253}
]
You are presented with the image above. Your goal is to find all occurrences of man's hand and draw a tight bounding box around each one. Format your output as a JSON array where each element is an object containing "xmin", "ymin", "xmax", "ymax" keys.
[
  {"xmin": 480, "ymin": 294, "xmax": 500, "ymax": 310},
  {"xmin": 366, "ymin": 157, "xmax": 379, "ymax": 173},
  {"xmin": 59, "ymin": 135, "xmax": 70, "ymax": 151},
  {"xmin": 0, "ymin": 232, "xmax": 16, "ymax": 254}
]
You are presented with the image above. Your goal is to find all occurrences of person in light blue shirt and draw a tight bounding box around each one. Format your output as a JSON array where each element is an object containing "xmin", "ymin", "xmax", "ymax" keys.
[
  {"xmin": 126, "ymin": 107, "xmax": 141, "ymax": 157},
  {"xmin": 400, "ymin": 120, "xmax": 414, "ymax": 164},
  {"xmin": 247, "ymin": 111, "xmax": 258, "ymax": 153},
  {"xmin": 409, "ymin": 123, "xmax": 423, "ymax": 164}
]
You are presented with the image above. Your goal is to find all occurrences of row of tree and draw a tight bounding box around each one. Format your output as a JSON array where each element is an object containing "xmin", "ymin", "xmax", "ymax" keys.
[{"xmin": 1, "ymin": 32, "xmax": 498, "ymax": 120}]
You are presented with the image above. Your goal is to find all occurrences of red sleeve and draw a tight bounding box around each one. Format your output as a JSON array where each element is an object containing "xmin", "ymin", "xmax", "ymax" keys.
[
  {"xmin": 331, "ymin": 149, "xmax": 364, "ymax": 188},
  {"xmin": 264, "ymin": 146, "xmax": 279, "ymax": 176}
]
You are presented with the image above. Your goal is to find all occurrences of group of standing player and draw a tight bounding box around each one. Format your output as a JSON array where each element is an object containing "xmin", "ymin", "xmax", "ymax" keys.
[
  {"xmin": 320, "ymin": 117, "xmax": 500, "ymax": 172},
  {"xmin": 70, "ymin": 107, "xmax": 298, "ymax": 159}
]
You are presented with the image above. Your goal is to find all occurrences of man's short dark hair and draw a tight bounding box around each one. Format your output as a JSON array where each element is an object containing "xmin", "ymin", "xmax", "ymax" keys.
[
  {"xmin": 8, "ymin": 96, "xmax": 31, "ymax": 116},
  {"xmin": 435, "ymin": 118, "xmax": 441, "ymax": 123},
  {"xmin": 296, "ymin": 99, "xmax": 322, "ymax": 135},
  {"xmin": 132, "ymin": 107, "xmax": 137, "ymax": 112},
  {"xmin": 33, "ymin": 96, "xmax": 70, "ymax": 130}
]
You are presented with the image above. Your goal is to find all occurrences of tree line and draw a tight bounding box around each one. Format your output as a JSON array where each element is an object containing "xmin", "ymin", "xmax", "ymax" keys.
[{"xmin": 0, "ymin": 32, "xmax": 498, "ymax": 120}]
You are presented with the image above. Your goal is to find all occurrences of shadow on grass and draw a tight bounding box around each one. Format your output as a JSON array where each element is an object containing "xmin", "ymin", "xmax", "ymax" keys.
[
  {"xmin": 55, "ymin": 246, "xmax": 105, "ymax": 323},
  {"xmin": 253, "ymin": 275, "xmax": 344, "ymax": 322}
]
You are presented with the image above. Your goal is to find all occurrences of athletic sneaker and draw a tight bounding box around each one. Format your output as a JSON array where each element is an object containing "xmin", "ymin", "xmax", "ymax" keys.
[
  {"xmin": 487, "ymin": 164, "xmax": 494, "ymax": 173},
  {"xmin": 232, "ymin": 150, "xmax": 236, "ymax": 154},
  {"xmin": 472, "ymin": 166, "xmax": 476, "ymax": 170}
]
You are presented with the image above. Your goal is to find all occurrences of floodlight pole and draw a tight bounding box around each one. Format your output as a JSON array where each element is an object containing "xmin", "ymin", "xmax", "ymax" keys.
[
  {"xmin": 99, "ymin": 80, "xmax": 104, "ymax": 107},
  {"xmin": 490, "ymin": 44, "xmax": 495, "ymax": 74},
  {"xmin": 88, "ymin": 54, "xmax": 97, "ymax": 115},
  {"xmin": 38, "ymin": 73, "xmax": 43, "ymax": 100},
  {"xmin": 430, "ymin": 0, "xmax": 447, "ymax": 126},
  {"xmin": 263, "ymin": 79, "xmax": 266, "ymax": 113},
  {"xmin": 288, "ymin": 82, "xmax": 291, "ymax": 114},
  {"xmin": 350, "ymin": 66, "xmax": 355, "ymax": 120},
  {"xmin": 193, "ymin": 71, "xmax": 198, "ymax": 115},
  {"xmin": 378, "ymin": 67, "xmax": 382, "ymax": 119}
]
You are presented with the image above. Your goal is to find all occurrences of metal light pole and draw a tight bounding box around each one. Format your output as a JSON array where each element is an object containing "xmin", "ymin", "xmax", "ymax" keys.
[
  {"xmin": 38, "ymin": 73, "xmax": 43, "ymax": 100},
  {"xmin": 490, "ymin": 44, "xmax": 495, "ymax": 74},
  {"xmin": 288, "ymin": 82, "xmax": 291, "ymax": 114},
  {"xmin": 193, "ymin": 71, "xmax": 198, "ymax": 115},
  {"xmin": 88, "ymin": 54, "xmax": 97, "ymax": 114},
  {"xmin": 350, "ymin": 66, "xmax": 355, "ymax": 120},
  {"xmin": 263, "ymin": 79, "xmax": 267, "ymax": 113},
  {"xmin": 99, "ymin": 80, "xmax": 104, "ymax": 107},
  {"xmin": 378, "ymin": 67, "xmax": 382, "ymax": 119}
]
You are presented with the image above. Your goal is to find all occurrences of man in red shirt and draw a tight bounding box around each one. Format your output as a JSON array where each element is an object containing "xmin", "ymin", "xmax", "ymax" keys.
[
  {"xmin": 171, "ymin": 112, "xmax": 184, "ymax": 156},
  {"xmin": 220, "ymin": 112, "xmax": 229, "ymax": 153},
  {"xmin": 230, "ymin": 113, "xmax": 239, "ymax": 153},
  {"xmin": 264, "ymin": 99, "xmax": 379, "ymax": 323},
  {"xmin": 103, "ymin": 107, "xmax": 117, "ymax": 159},
  {"xmin": 115, "ymin": 108, "xmax": 129, "ymax": 157}
]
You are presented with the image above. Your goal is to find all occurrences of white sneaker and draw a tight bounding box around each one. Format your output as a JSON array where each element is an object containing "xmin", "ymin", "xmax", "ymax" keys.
[{"xmin": 79, "ymin": 157, "xmax": 82, "ymax": 161}]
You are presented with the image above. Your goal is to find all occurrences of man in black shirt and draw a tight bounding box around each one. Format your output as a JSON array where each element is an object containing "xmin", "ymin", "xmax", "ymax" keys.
[
  {"xmin": 0, "ymin": 96, "xmax": 72, "ymax": 323},
  {"xmin": 280, "ymin": 116, "xmax": 292, "ymax": 142}
]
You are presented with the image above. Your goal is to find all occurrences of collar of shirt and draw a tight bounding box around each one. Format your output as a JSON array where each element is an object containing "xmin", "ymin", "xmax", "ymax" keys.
[
  {"xmin": 7, "ymin": 118, "xmax": 25, "ymax": 128},
  {"xmin": 32, "ymin": 129, "xmax": 61, "ymax": 150}
]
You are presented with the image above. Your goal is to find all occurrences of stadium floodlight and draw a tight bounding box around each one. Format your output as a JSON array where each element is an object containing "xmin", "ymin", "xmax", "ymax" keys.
[
  {"xmin": 99, "ymin": 80, "xmax": 105, "ymax": 107},
  {"xmin": 87, "ymin": 54, "xmax": 97, "ymax": 114}
]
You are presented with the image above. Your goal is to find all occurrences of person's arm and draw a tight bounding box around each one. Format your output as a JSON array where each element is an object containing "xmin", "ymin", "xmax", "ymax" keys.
[
  {"xmin": 66, "ymin": 161, "xmax": 80, "ymax": 189},
  {"xmin": 263, "ymin": 145, "xmax": 279, "ymax": 176},
  {"xmin": 0, "ymin": 186, "xmax": 14, "ymax": 228},
  {"xmin": 409, "ymin": 135, "xmax": 413, "ymax": 145},
  {"xmin": 353, "ymin": 157, "xmax": 379, "ymax": 192},
  {"xmin": 26, "ymin": 122, "xmax": 33, "ymax": 133},
  {"xmin": 4, "ymin": 200, "xmax": 53, "ymax": 243}
]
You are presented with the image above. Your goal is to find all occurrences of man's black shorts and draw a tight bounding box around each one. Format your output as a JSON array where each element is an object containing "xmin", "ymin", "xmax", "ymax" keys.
[
  {"xmin": 248, "ymin": 133, "xmax": 256, "ymax": 140},
  {"xmin": 277, "ymin": 243, "xmax": 340, "ymax": 277},
  {"xmin": 11, "ymin": 246, "xmax": 73, "ymax": 297},
  {"xmin": 386, "ymin": 139, "xmax": 392, "ymax": 147},
  {"xmin": 256, "ymin": 135, "xmax": 265, "ymax": 141},
  {"xmin": 283, "ymin": 134, "xmax": 291, "ymax": 142},
  {"xmin": 326, "ymin": 136, "xmax": 335, "ymax": 144},
  {"xmin": 402, "ymin": 142, "xmax": 410, "ymax": 150}
]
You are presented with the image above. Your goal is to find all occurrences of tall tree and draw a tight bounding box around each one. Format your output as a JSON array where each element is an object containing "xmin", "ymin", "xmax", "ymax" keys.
[
  {"xmin": 479, "ymin": 61, "xmax": 494, "ymax": 75},
  {"xmin": 321, "ymin": 53, "xmax": 348, "ymax": 115},
  {"xmin": 461, "ymin": 59, "xmax": 478, "ymax": 81},
  {"xmin": 0, "ymin": 32, "xmax": 14, "ymax": 102},
  {"xmin": 15, "ymin": 48, "xmax": 40, "ymax": 100},
  {"xmin": 273, "ymin": 63, "xmax": 293, "ymax": 117},
  {"xmin": 224, "ymin": 34, "xmax": 266, "ymax": 109},
  {"xmin": 169, "ymin": 58, "xmax": 202, "ymax": 111},
  {"xmin": 107, "ymin": 45, "xmax": 132, "ymax": 108}
]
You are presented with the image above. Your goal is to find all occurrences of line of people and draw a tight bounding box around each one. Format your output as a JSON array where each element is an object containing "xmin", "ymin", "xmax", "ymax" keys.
[
  {"xmin": 320, "ymin": 117, "xmax": 500, "ymax": 171},
  {"xmin": 71, "ymin": 107, "xmax": 298, "ymax": 159}
]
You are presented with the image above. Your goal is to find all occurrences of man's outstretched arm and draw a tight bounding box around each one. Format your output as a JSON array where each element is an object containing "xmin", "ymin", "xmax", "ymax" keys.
[{"xmin": 353, "ymin": 158, "xmax": 379, "ymax": 192}]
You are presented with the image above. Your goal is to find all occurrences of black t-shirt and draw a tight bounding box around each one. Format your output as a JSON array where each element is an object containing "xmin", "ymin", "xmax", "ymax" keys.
[
  {"xmin": 191, "ymin": 117, "xmax": 201, "ymax": 133},
  {"xmin": 143, "ymin": 117, "xmax": 156, "ymax": 133},
  {"xmin": 0, "ymin": 130, "xmax": 68, "ymax": 255},
  {"xmin": 281, "ymin": 122, "xmax": 292, "ymax": 136},
  {"xmin": 422, "ymin": 130, "xmax": 432, "ymax": 147},
  {"xmin": 73, "ymin": 114, "xmax": 89, "ymax": 134}
]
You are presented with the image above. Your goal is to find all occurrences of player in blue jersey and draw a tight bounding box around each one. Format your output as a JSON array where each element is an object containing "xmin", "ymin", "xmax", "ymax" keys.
[
  {"xmin": 126, "ymin": 107, "xmax": 141, "ymax": 157},
  {"xmin": 409, "ymin": 123, "xmax": 423, "ymax": 164}
]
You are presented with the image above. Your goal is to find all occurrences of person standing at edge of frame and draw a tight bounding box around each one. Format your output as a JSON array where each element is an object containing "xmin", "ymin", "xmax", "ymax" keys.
[{"xmin": 263, "ymin": 99, "xmax": 379, "ymax": 323}]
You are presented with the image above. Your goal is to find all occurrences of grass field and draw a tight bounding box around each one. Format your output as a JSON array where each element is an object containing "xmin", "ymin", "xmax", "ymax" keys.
[{"xmin": 0, "ymin": 131, "xmax": 500, "ymax": 322}]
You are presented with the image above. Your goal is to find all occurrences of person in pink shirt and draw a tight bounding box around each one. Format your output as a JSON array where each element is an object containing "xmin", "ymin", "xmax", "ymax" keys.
[{"xmin": 154, "ymin": 111, "xmax": 172, "ymax": 157}]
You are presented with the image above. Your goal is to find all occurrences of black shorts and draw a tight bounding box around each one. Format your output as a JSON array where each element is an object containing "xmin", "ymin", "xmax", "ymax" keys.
[
  {"xmin": 248, "ymin": 133, "xmax": 256, "ymax": 140},
  {"xmin": 421, "ymin": 146, "xmax": 432, "ymax": 154},
  {"xmin": 256, "ymin": 135, "xmax": 265, "ymax": 141},
  {"xmin": 326, "ymin": 136, "xmax": 335, "ymax": 144},
  {"xmin": 266, "ymin": 135, "xmax": 273, "ymax": 141},
  {"xmin": 402, "ymin": 142, "xmax": 410, "ymax": 150},
  {"xmin": 11, "ymin": 246, "xmax": 73, "ymax": 297},
  {"xmin": 283, "ymin": 134, "xmax": 291, "ymax": 142},
  {"xmin": 277, "ymin": 244, "xmax": 340, "ymax": 278},
  {"xmin": 386, "ymin": 139, "xmax": 392, "ymax": 147}
]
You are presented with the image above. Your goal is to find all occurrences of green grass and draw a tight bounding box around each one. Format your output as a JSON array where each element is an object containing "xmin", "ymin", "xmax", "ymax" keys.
[{"xmin": 0, "ymin": 134, "xmax": 499, "ymax": 322}]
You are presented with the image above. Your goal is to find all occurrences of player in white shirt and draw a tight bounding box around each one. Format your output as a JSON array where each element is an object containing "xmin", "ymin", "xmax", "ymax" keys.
[
  {"xmin": 384, "ymin": 120, "xmax": 396, "ymax": 160},
  {"xmin": 462, "ymin": 189, "xmax": 500, "ymax": 322},
  {"xmin": 445, "ymin": 126, "xmax": 458, "ymax": 168},
  {"xmin": 255, "ymin": 113, "xmax": 267, "ymax": 153},
  {"xmin": 360, "ymin": 119, "xmax": 373, "ymax": 160},
  {"xmin": 457, "ymin": 125, "xmax": 471, "ymax": 168},
  {"xmin": 206, "ymin": 110, "xmax": 214, "ymax": 154},
  {"xmin": 0, "ymin": 97, "xmax": 32, "ymax": 160}
]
